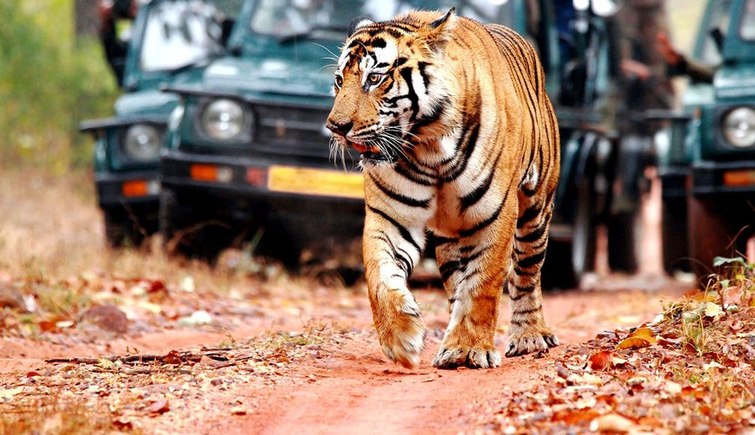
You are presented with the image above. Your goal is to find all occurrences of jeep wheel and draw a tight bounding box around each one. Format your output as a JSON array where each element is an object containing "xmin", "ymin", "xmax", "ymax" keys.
[
  {"xmin": 661, "ymin": 196, "xmax": 690, "ymax": 275},
  {"xmin": 543, "ymin": 178, "xmax": 597, "ymax": 289},
  {"xmin": 159, "ymin": 188, "xmax": 229, "ymax": 263},
  {"xmin": 607, "ymin": 210, "xmax": 640, "ymax": 274},
  {"xmin": 687, "ymin": 196, "xmax": 741, "ymax": 279},
  {"xmin": 255, "ymin": 221, "xmax": 302, "ymax": 270},
  {"xmin": 103, "ymin": 208, "xmax": 145, "ymax": 248}
]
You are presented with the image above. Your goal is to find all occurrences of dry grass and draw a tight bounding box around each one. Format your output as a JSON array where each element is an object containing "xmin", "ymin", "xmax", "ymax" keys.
[
  {"xmin": 0, "ymin": 164, "xmax": 287, "ymax": 295},
  {"xmin": 0, "ymin": 397, "xmax": 131, "ymax": 435}
]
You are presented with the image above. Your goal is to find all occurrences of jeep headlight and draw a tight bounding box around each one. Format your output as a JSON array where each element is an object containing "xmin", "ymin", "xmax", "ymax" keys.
[
  {"xmin": 124, "ymin": 124, "xmax": 162, "ymax": 161},
  {"xmin": 722, "ymin": 107, "xmax": 755, "ymax": 148},
  {"xmin": 201, "ymin": 99, "xmax": 248, "ymax": 141}
]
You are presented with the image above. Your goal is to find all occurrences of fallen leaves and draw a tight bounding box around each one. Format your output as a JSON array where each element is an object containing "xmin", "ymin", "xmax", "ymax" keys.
[
  {"xmin": 230, "ymin": 406, "xmax": 247, "ymax": 415},
  {"xmin": 0, "ymin": 271, "xmax": 271, "ymax": 343},
  {"xmin": 589, "ymin": 350, "xmax": 612, "ymax": 370},
  {"xmin": 145, "ymin": 398, "xmax": 170, "ymax": 415},
  {"xmin": 0, "ymin": 387, "xmax": 23, "ymax": 400},
  {"xmin": 589, "ymin": 413, "xmax": 637, "ymax": 433},
  {"xmin": 2, "ymin": 320, "xmax": 354, "ymax": 432},
  {"xmin": 78, "ymin": 304, "xmax": 128, "ymax": 334},
  {"xmin": 616, "ymin": 327, "xmax": 657, "ymax": 350},
  {"xmin": 482, "ymin": 261, "xmax": 755, "ymax": 434}
]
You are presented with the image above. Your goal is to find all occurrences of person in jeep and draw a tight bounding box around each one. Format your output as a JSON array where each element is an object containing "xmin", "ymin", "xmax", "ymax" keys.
[{"xmin": 98, "ymin": 0, "xmax": 137, "ymax": 86}]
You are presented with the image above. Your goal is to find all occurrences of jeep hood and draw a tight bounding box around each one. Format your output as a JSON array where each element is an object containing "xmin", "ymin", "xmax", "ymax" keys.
[
  {"xmin": 201, "ymin": 57, "xmax": 334, "ymax": 101},
  {"xmin": 115, "ymin": 65, "xmax": 206, "ymax": 116},
  {"xmin": 115, "ymin": 90, "xmax": 179, "ymax": 117},
  {"xmin": 715, "ymin": 63, "xmax": 755, "ymax": 101}
]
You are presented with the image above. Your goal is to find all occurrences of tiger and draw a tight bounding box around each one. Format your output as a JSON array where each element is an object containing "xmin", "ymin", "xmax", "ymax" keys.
[{"xmin": 326, "ymin": 8, "xmax": 560, "ymax": 369}]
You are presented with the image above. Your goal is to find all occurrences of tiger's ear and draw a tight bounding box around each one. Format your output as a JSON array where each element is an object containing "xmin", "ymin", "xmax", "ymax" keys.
[
  {"xmin": 422, "ymin": 8, "xmax": 456, "ymax": 52},
  {"xmin": 348, "ymin": 16, "xmax": 374, "ymax": 37}
]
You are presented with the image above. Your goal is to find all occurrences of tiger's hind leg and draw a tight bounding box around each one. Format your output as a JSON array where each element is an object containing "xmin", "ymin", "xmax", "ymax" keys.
[{"xmin": 505, "ymin": 191, "xmax": 559, "ymax": 357}]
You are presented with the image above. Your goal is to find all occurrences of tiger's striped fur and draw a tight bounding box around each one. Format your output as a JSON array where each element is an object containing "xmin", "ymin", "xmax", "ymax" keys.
[{"xmin": 326, "ymin": 9, "xmax": 560, "ymax": 369}]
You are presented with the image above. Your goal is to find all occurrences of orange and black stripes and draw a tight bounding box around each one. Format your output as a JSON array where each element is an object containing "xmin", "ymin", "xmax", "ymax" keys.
[{"xmin": 327, "ymin": 9, "xmax": 559, "ymax": 368}]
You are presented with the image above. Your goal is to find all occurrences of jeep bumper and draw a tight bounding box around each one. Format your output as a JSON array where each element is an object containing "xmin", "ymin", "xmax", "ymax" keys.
[
  {"xmin": 161, "ymin": 151, "xmax": 365, "ymax": 237},
  {"xmin": 691, "ymin": 160, "xmax": 755, "ymax": 198},
  {"xmin": 96, "ymin": 170, "xmax": 160, "ymax": 208}
]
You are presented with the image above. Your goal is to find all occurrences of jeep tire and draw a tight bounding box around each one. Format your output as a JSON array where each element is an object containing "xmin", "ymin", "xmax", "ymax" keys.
[
  {"xmin": 607, "ymin": 210, "xmax": 640, "ymax": 274},
  {"xmin": 543, "ymin": 178, "xmax": 597, "ymax": 289},
  {"xmin": 103, "ymin": 208, "xmax": 145, "ymax": 248},
  {"xmin": 687, "ymin": 195, "xmax": 742, "ymax": 279},
  {"xmin": 661, "ymin": 195, "xmax": 690, "ymax": 275},
  {"xmin": 159, "ymin": 188, "xmax": 229, "ymax": 263}
]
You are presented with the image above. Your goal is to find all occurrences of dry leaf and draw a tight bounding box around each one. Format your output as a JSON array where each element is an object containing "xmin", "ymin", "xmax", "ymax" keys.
[
  {"xmin": 112, "ymin": 418, "xmax": 134, "ymax": 430},
  {"xmin": 230, "ymin": 406, "xmax": 247, "ymax": 415},
  {"xmin": 552, "ymin": 408, "xmax": 600, "ymax": 425},
  {"xmin": 38, "ymin": 320, "xmax": 59, "ymax": 333},
  {"xmin": 180, "ymin": 276, "xmax": 195, "ymax": 293},
  {"xmin": 567, "ymin": 372, "xmax": 603, "ymax": 386},
  {"xmin": 617, "ymin": 337, "xmax": 653, "ymax": 350},
  {"xmin": 703, "ymin": 302, "xmax": 723, "ymax": 318},
  {"xmin": 0, "ymin": 387, "xmax": 23, "ymax": 400},
  {"xmin": 589, "ymin": 350, "xmax": 612, "ymax": 371},
  {"xmin": 162, "ymin": 350, "xmax": 183, "ymax": 365},
  {"xmin": 590, "ymin": 413, "xmax": 637, "ymax": 433},
  {"xmin": 98, "ymin": 358, "xmax": 116, "ymax": 369},
  {"xmin": 146, "ymin": 398, "xmax": 170, "ymax": 415},
  {"xmin": 147, "ymin": 280, "xmax": 167, "ymax": 293},
  {"xmin": 617, "ymin": 327, "xmax": 657, "ymax": 349},
  {"xmin": 633, "ymin": 327, "xmax": 656, "ymax": 341},
  {"xmin": 664, "ymin": 381, "xmax": 682, "ymax": 395}
]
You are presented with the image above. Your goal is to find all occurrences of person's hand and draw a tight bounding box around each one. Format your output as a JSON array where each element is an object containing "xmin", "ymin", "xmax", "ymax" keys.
[
  {"xmin": 657, "ymin": 31, "xmax": 682, "ymax": 66},
  {"xmin": 621, "ymin": 59, "xmax": 652, "ymax": 81}
]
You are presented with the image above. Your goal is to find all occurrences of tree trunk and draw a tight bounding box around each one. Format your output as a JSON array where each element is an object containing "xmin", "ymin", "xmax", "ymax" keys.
[{"xmin": 74, "ymin": 0, "xmax": 99, "ymax": 39}]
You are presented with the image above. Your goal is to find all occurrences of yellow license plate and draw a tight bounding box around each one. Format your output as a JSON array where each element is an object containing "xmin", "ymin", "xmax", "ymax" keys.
[{"xmin": 268, "ymin": 165, "xmax": 364, "ymax": 199}]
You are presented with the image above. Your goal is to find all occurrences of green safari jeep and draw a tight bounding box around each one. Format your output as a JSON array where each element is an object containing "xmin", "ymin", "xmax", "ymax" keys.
[
  {"xmin": 159, "ymin": 0, "xmax": 650, "ymax": 289},
  {"xmin": 81, "ymin": 0, "xmax": 242, "ymax": 247},
  {"xmin": 159, "ymin": 0, "xmax": 548, "ymax": 265},
  {"xmin": 656, "ymin": 0, "xmax": 755, "ymax": 276}
]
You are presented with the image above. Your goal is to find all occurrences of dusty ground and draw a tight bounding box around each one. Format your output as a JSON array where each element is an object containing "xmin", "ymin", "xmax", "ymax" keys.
[{"xmin": 1, "ymin": 166, "xmax": 751, "ymax": 434}]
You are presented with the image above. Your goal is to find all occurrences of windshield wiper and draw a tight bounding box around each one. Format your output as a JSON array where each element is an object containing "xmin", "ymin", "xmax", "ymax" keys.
[{"xmin": 278, "ymin": 25, "xmax": 350, "ymax": 44}]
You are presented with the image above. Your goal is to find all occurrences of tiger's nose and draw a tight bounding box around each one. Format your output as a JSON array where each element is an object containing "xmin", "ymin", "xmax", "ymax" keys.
[{"xmin": 326, "ymin": 119, "xmax": 353, "ymax": 136}]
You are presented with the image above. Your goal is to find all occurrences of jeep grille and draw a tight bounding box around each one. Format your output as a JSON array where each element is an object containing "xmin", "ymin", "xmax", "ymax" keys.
[{"xmin": 255, "ymin": 106, "xmax": 332, "ymax": 159}]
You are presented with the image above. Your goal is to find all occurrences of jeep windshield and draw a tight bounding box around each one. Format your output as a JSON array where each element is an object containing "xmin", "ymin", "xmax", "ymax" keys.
[
  {"xmin": 250, "ymin": 0, "xmax": 515, "ymax": 40},
  {"xmin": 140, "ymin": 0, "xmax": 243, "ymax": 72}
]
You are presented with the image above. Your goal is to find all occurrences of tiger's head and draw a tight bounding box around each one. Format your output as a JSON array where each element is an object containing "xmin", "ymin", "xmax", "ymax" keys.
[{"xmin": 326, "ymin": 9, "xmax": 458, "ymax": 164}]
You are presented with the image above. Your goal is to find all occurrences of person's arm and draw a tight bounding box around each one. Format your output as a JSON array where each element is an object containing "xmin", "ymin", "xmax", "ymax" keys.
[{"xmin": 657, "ymin": 32, "xmax": 715, "ymax": 83}]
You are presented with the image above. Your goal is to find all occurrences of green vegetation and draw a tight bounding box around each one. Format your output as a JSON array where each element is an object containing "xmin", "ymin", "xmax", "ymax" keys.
[{"xmin": 0, "ymin": 1, "xmax": 118, "ymax": 170}]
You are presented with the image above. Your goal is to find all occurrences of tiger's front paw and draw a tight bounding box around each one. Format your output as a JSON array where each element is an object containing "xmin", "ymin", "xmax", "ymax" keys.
[
  {"xmin": 433, "ymin": 345, "xmax": 501, "ymax": 369},
  {"xmin": 375, "ymin": 290, "xmax": 426, "ymax": 369},
  {"xmin": 505, "ymin": 327, "xmax": 558, "ymax": 357}
]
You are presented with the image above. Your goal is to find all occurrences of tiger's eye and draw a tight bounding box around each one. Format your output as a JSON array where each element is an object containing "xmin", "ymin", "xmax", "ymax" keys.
[
  {"xmin": 335, "ymin": 75, "xmax": 343, "ymax": 88},
  {"xmin": 367, "ymin": 73, "xmax": 382, "ymax": 86}
]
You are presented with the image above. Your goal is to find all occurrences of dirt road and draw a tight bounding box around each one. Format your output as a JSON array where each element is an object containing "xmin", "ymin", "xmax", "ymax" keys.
[
  {"xmin": 0, "ymin": 166, "xmax": 716, "ymax": 434},
  {"xmin": 1, "ymin": 276, "xmax": 688, "ymax": 434},
  {"xmin": 206, "ymin": 286, "xmax": 688, "ymax": 435}
]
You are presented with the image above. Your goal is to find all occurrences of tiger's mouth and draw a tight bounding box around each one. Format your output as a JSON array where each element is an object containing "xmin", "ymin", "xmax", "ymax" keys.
[
  {"xmin": 342, "ymin": 138, "xmax": 396, "ymax": 164},
  {"xmin": 349, "ymin": 140, "xmax": 380, "ymax": 155}
]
